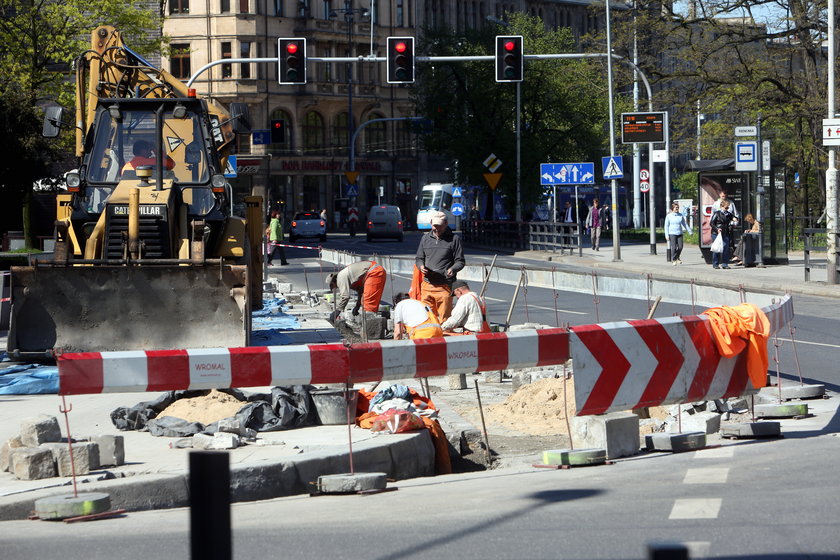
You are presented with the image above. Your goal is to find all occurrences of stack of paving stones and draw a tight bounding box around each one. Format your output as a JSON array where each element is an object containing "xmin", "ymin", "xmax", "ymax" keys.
[
  {"xmin": 0, "ymin": 415, "xmax": 124, "ymax": 481},
  {"xmin": 176, "ymin": 418, "xmax": 258, "ymax": 450}
]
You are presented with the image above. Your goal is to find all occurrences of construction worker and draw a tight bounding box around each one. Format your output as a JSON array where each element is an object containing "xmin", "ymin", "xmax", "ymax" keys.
[
  {"xmin": 327, "ymin": 260, "xmax": 386, "ymax": 316},
  {"xmin": 126, "ymin": 139, "xmax": 175, "ymax": 171},
  {"xmin": 415, "ymin": 211, "xmax": 465, "ymax": 322},
  {"xmin": 392, "ymin": 293, "xmax": 443, "ymax": 340},
  {"xmin": 441, "ymin": 280, "xmax": 491, "ymax": 335}
]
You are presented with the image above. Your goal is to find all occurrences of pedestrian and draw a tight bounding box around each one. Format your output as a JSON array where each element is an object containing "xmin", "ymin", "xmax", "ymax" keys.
[
  {"xmin": 327, "ymin": 260, "xmax": 386, "ymax": 317},
  {"xmin": 732, "ymin": 213, "xmax": 761, "ymax": 266},
  {"xmin": 392, "ymin": 293, "xmax": 443, "ymax": 340},
  {"xmin": 347, "ymin": 204, "xmax": 359, "ymax": 236},
  {"xmin": 712, "ymin": 189, "xmax": 739, "ymax": 221},
  {"xmin": 710, "ymin": 199, "xmax": 736, "ymax": 269},
  {"xmin": 441, "ymin": 280, "xmax": 490, "ymax": 335},
  {"xmin": 415, "ymin": 211, "xmax": 465, "ymax": 323},
  {"xmin": 320, "ymin": 208, "xmax": 328, "ymax": 229},
  {"xmin": 562, "ymin": 200, "xmax": 574, "ymax": 222},
  {"xmin": 266, "ymin": 210, "xmax": 289, "ymax": 266},
  {"xmin": 665, "ymin": 202, "xmax": 689, "ymax": 265},
  {"xmin": 585, "ymin": 199, "xmax": 607, "ymax": 251}
]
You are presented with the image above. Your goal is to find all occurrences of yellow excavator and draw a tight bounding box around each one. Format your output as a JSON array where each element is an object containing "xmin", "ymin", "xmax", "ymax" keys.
[{"xmin": 7, "ymin": 26, "xmax": 263, "ymax": 359}]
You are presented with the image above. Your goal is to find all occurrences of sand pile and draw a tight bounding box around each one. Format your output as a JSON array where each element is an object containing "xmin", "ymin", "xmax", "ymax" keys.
[
  {"xmin": 157, "ymin": 390, "xmax": 247, "ymax": 425},
  {"xmin": 482, "ymin": 376, "xmax": 577, "ymax": 436}
]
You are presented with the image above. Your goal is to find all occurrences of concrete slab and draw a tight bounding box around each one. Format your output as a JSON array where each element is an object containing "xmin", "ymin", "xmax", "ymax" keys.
[
  {"xmin": 645, "ymin": 432, "xmax": 707, "ymax": 453},
  {"xmin": 315, "ymin": 472, "xmax": 387, "ymax": 494},
  {"xmin": 755, "ymin": 403, "xmax": 809, "ymax": 418},
  {"xmin": 34, "ymin": 492, "xmax": 111, "ymax": 520},
  {"xmin": 571, "ymin": 412, "xmax": 640, "ymax": 459},
  {"xmin": 720, "ymin": 422, "xmax": 781, "ymax": 439},
  {"xmin": 541, "ymin": 448, "xmax": 606, "ymax": 466}
]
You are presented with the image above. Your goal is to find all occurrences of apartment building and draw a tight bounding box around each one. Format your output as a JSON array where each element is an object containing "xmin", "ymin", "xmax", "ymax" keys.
[{"xmin": 162, "ymin": 0, "xmax": 603, "ymax": 225}]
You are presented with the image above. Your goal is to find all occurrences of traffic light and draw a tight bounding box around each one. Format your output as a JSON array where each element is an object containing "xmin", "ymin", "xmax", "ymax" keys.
[
  {"xmin": 495, "ymin": 35, "xmax": 523, "ymax": 83},
  {"xmin": 387, "ymin": 37, "xmax": 415, "ymax": 84},
  {"xmin": 278, "ymin": 38, "xmax": 307, "ymax": 84},
  {"xmin": 270, "ymin": 119, "xmax": 285, "ymax": 143}
]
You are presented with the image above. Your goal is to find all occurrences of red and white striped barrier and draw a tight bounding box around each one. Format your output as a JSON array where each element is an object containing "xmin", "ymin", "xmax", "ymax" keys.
[
  {"xmin": 57, "ymin": 295, "xmax": 793, "ymax": 417},
  {"xmin": 271, "ymin": 243, "xmax": 321, "ymax": 250}
]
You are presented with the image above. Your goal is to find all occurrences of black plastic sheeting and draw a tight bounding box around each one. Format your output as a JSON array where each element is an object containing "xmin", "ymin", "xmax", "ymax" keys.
[{"xmin": 111, "ymin": 386, "xmax": 318, "ymax": 437}]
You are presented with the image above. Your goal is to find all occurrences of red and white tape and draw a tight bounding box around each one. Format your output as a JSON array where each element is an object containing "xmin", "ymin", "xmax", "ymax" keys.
[
  {"xmin": 57, "ymin": 296, "xmax": 793, "ymax": 417},
  {"xmin": 271, "ymin": 243, "xmax": 321, "ymax": 250}
]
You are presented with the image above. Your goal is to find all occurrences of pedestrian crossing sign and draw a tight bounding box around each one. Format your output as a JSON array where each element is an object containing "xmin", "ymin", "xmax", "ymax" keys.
[{"xmin": 601, "ymin": 156, "xmax": 624, "ymax": 180}]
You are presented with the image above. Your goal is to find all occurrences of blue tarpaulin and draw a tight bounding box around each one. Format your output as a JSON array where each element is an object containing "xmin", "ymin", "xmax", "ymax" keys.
[{"xmin": 0, "ymin": 363, "xmax": 60, "ymax": 395}]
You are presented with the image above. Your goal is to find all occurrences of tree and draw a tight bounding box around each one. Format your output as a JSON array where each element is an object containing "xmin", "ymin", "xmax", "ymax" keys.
[
  {"xmin": 0, "ymin": 0, "xmax": 163, "ymax": 246},
  {"xmin": 413, "ymin": 12, "xmax": 621, "ymax": 218},
  {"xmin": 605, "ymin": 0, "xmax": 828, "ymax": 228}
]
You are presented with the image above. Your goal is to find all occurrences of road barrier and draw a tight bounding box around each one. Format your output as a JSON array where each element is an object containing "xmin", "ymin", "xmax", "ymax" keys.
[{"xmin": 57, "ymin": 294, "xmax": 793, "ymax": 416}]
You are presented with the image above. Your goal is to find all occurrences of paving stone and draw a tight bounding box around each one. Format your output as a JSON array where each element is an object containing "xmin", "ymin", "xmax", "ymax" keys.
[
  {"xmin": 34, "ymin": 492, "xmax": 111, "ymax": 520},
  {"xmin": 11, "ymin": 447, "xmax": 56, "ymax": 480},
  {"xmin": 542, "ymin": 448, "xmax": 607, "ymax": 466},
  {"xmin": 448, "ymin": 373, "xmax": 467, "ymax": 390},
  {"xmin": 720, "ymin": 421, "xmax": 781, "ymax": 439},
  {"xmin": 671, "ymin": 411, "xmax": 721, "ymax": 434},
  {"xmin": 91, "ymin": 435, "xmax": 125, "ymax": 467},
  {"xmin": 316, "ymin": 472, "xmax": 387, "ymax": 494},
  {"xmin": 1, "ymin": 436, "xmax": 23, "ymax": 472},
  {"xmin": 755, "ymin": 403, "xmax": 809, "ymax": 418},
  {"xmin": 645, "ymin": 432, "xmax": 707, "ymax": 452},
  {"xmin": 211, "ymin": 432, "xmax": 241, "ymax": 450},
  {"xmin": 571, "ymin": 412, "xmax": 640, "ymax": 459},
  {"xmin": 218, "ymin": 418, "xmax": 247, "ymax": 436},
  {"xmin": 20, "ymin": 415, "xmax": 62, "ymax": 447},
  {"xmin": 41, "ymin": 441, "xmax": 100, "ymax": 476},
  {"xmin": 483, "ymin": 370, "xmax": 503, "ymax": 383}
]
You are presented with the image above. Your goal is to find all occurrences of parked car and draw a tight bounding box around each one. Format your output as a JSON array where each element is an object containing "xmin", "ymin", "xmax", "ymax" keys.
[
  {"xmin": 289, "ymin": 211, "xmax": 326, "ymax": 242},
  {"xmin": 366, "ymin": 205, "xmax": 404, "ymax": 242}
]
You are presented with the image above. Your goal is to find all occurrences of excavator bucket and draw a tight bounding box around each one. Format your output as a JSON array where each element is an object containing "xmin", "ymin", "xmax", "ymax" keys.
[{"xmin": 7, "ymin": 263, "xmax": 250, "ymax": 357}]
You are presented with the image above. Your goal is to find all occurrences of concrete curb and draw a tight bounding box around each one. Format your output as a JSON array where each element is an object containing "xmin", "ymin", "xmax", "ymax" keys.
[{"xmin": 0, "ymin": 431, "xmax": 435, "ymax": 521}]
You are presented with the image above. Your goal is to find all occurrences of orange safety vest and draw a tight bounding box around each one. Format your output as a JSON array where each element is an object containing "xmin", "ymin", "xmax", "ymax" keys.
[{"xmin": 407, "ymin": 310, "xmax": 443, "ymax": 339}]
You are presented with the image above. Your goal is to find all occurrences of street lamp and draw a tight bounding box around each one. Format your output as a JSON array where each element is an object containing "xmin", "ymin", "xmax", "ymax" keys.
[{"xmin": 329, "ymin": 1, "xmax": 370, "ymax": 179}]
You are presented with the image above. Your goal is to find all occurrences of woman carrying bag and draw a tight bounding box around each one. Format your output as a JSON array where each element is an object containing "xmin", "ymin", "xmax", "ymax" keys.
[{"xmin": 710, "ymin": 199, "xmax": 736, "ymax": 270}]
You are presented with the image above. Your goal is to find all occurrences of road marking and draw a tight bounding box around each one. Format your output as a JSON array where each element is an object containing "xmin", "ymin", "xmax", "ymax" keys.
[
  {"xmin": 527, "ymin": 304, "xmax": 588, "ymax": 315},
  {"xmin": 669, "ymin": 498, "xmax": 722, "ymax": 519},
  {"xmin": 775, "ymin": 337, "xmax": 840, "ymax": 350},
  {"xmin": 683, "ymin": 467, "xmax": 729, "ymax": 484},
  {"xmin": 694, "ymin": 446, "xmax": 734, "ymax": 459}
]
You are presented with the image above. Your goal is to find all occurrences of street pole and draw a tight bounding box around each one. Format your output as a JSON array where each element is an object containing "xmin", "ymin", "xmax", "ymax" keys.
[
  {"xmin": 516, "ymin": 81, "xmax": 522, "ymax": 223},
  {"xmin": 828, "ymin": 0, "xmax": 838, "ymax": 284},
  {"xmin": 648, "ymin": 140, "xmax": 656, "ymax": 254},
  {"xmin": 632, "ymin": 0, "xmax": 642, "ymax": 229},
  {"xmin": 606, "ymin": 0, "xmax": 621, "ymax": 261}
]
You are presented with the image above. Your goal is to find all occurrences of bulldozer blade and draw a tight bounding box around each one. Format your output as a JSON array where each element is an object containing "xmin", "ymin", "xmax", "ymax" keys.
[{"xmin": 7, "ymin": 264, "xmax": 250, "ymax": 356}]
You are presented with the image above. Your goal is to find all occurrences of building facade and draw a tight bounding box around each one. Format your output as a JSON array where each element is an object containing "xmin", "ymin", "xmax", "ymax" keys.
[{"xmin": 162, "ymin": 0, "xmax": 603, "ymax": 226}]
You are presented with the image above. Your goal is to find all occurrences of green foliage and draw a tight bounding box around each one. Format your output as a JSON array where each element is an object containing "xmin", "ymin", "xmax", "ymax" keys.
[
  {"xmin": 413, "ymin": 13, "xmax": 616, "ymax": 214},
  {"xmin": 672, "ymin": 171, "xmax": 698, "ymax": 200}
]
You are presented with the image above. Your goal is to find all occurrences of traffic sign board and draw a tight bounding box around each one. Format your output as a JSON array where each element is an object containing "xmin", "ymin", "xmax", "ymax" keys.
[
  {"xmin": 451, "ymin": 203, "xmax": 465, "ymax": 216},
  {"xmin": 224, "ymin": 155, "xmax": 237, "ymax": 178},
  {"xmin": 735, "ymin": 141, "xmax": 758, "ymax": 171},
  {"xmin": 602, "ymin": 156, "xmax": 624, "ymax": 180},
  {"xmin": 640, "ymin": 180, "xmax": 650, "ymax": 193},
  {"xmin": 621, "ymin": 112, "xmax": 666, "ymax": 143},
  {"xmin": 734, "ymin": 126, "xmax": 758, "ymax": 137},
  {"xmin": 539, "ymin": 163, "xmax": 595, "ymax": 185},
  {"xmin": 252, "ymin": 130, "xmax": 271, "ymax": 145},
  {"xmin": 345, "ymin": 184, "xmax": 358, "ymax": 197},
  {"xmin": 822, "ymin": 118, "xmax": 840, "ymax": 146},
  {"xmin": 452, "ymin": 187, "xmax": 463, "ymax": 198},
  {"xmin": 639, "ymin": 168, "xmax": 650, "ymax": 181}
]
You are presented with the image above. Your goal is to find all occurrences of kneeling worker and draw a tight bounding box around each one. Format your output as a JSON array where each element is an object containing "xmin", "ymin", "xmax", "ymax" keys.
[
  {"xmin": 392, "ymin": 293, "xmax": 443, "ymax": 340},
  {"xmin": 327, "ymin": 260, "xmax": 386, "ymax": 317},
  {"xmin": 441, "ymin": 280, "xmax": 491, "ymax": 334}
]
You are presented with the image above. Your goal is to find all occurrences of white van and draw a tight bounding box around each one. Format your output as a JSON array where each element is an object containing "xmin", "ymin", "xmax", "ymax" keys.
[{"xmin": 366, "ymin": 205, "xmax": 403, "ymax": 242}]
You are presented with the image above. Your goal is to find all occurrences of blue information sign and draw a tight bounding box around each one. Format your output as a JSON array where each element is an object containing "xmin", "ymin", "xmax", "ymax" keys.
[
  {"xmin": 540, "ymin": 163, "xmax": 595, "ymax": 185},
  {"xmin": 252, "ymin": 130, "xmax": 271, "ymax": 145},
  {"xmin": 451, "ymin": 203, "xmax": 465, "ymax": 216},
  {"xmin": 223, "ymin": 155, "xmax": 237, "ymax": 178},
  {"xmin": 345, "ymin": 184, "xmax": 359, "ymax": 197},
  {"xmin": 601, "ymin": 156, "xmax": 624, "ymax": 179}
]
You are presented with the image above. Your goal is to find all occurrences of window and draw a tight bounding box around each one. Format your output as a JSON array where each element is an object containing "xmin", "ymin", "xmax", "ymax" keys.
[
  {"xmin": 274, "ymin": 0, "xmax": 284, "ymax": 16},
  {"xmin": 396, "ymin": 0, "xmax": 404, "ymax": 26},
  {"xmin": 221, "ymin": 42, "xmax": 232, "ymax": 78},
  {"xmin": 364, "ymin": 114, "xmax": 386, "ymax": 154},
  {"xmin": 332, "ymin": 112, "xmax": 349, "ymax": 153},
  {"xmin": 322, "ymin": 0, "xmax": 330, "ymax": 19},
  {"xmin": 239, "ymin": 0, "xmax": 249, "ymax": 13},
  {"xmin": 318, "ymin": 44, "xmax": 332, "ymax": 82},
  {"xmin": 240, "ymin": 42, "xmax": 252, "ymax": 79},
  {"xmin": 395, "ymin": 120, "xmax": 411, "ymax": 153},
  {"xmin": 170, "ymin": 44, "xmax": 191, "ymax": 79},
  {"xmin": 169, "ymin": 0, "xmax": 189, "ymax": 14},
  {"xmin": 303, "ymin": 111, "xmax": 325, "ymax": 154},
  {"xmin": 221, "ymin": 0, "xmax": 230, "ymax": 12}
]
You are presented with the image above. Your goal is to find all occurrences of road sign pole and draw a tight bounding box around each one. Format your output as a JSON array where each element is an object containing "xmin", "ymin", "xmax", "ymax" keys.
[{"xmin": 649, "ymin": 141, "xmax": 656, "ymax": 255}]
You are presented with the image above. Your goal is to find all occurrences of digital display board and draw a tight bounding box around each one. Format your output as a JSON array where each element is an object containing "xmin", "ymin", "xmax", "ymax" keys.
[{"xmin": 621, "ymin": 112, "xmax": 666, "ymax": 144}]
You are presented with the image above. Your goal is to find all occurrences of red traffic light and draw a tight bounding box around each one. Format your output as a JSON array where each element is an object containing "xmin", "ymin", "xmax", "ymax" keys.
[
  {"xmin": 394, "ymin": 41, "xmax": 407, "ymax": 53},
  {"xmin": 504, "ymin": 40, "xmax": 516, "ymax": 52},
  {"xmin": 286, "ymin": 42, "xmax": 298, "ymax": 54},
  {"xmin": 273, "ymin": 121, "xmax": 282, "ymax": 129}
]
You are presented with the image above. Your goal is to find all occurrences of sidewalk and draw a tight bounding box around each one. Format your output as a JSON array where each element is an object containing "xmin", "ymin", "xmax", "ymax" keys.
[{"xmin": 516, "ymin": 240, "xmax": 840, "ymax": 300}]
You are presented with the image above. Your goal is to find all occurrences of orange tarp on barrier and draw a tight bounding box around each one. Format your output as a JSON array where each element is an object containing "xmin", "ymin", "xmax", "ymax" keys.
[{"xmin": 702, "ymin": 303, "xmax": 770, "ymax": 389}]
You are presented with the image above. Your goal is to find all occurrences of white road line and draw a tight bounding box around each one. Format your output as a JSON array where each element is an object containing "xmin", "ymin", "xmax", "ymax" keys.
[
  {"xmin": 694, "ymin": 446, "xmax": 734, "ymax": 459},
  {"xmin": 775, "ymin": 337, "xmax": 840, "ymax": 350},
  {"xmin": 683, "ymin": 467, "xmax": 729, "ymax": 484},
  {"xmin": 484, "ymin": 296, "xmax": 506, "ymax": 302},
  {"xmin": 526, "ymin": 304, "xmax": 588, "ymax": 315},
  {"xmin": 669, "ymin": 498, "xmax": 722, "ymax": 519}
]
